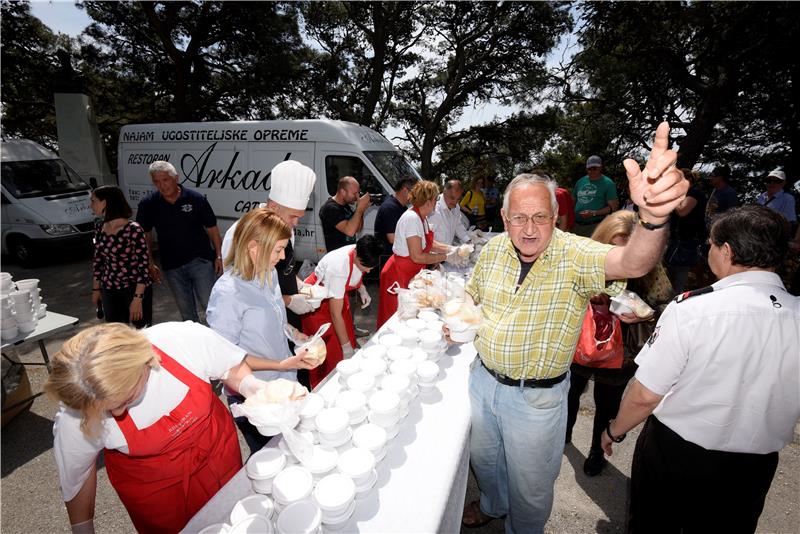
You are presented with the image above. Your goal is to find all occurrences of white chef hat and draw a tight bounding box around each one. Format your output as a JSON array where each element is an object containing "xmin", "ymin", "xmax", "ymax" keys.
[{"xmin": 268, "ymin": 160, "xmax": 317, "ymax": 210}]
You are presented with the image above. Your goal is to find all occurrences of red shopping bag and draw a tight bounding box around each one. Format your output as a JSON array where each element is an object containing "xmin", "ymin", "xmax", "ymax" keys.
[{"xmin": 573, "ymin": 302, "xmax": 623, "ymax": 368}]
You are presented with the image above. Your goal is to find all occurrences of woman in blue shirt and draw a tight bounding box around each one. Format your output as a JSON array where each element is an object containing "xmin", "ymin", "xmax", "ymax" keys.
[{"xmin": 207, "ymin": 207, "xmax": 320, "ymax": 453}]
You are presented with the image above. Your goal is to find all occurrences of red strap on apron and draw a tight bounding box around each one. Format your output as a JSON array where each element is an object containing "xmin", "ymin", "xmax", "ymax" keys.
[
  {"xmin": 377, "ymin": 209, "xmax": 434, "ymax": 329},
  {"xmin": 302, "ymin": 249, "xmax": 361, "ymax": 388},
  {"xmin": 104, "ymin": 345, "xmax": 241, "ymax": 533}
]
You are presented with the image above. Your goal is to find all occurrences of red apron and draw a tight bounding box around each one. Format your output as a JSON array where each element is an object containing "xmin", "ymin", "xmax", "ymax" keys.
[
  {"xmin": 376, "ymin": 208, "xmax": 434, "ymax": 329},
  {"xmin": 104, "ymin": 346, "xmax": 242, "ymax": 534},
  {"xmin": 301, "ymin": 248, "xmax": 361, "ymax": 389}
]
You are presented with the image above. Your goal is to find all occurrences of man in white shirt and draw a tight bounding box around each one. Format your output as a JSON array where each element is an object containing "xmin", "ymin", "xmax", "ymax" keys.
[
  {"xmin": 601, "ymin": 205, "xmax": 800, "ymax": 534},
  {"xmin": 429, "ymin": 179, "xmax": 470, "ymax": 245}
]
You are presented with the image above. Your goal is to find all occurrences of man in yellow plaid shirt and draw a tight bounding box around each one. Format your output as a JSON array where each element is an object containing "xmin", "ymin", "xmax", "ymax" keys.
[{"xmin": 460, "ymin": 123, "xmax": 689, "ymax": 533}]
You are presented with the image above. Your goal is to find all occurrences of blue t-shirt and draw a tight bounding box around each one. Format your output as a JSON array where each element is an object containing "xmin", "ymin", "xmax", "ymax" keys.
[
  {"xmin": 705, "ymin": 184, "xmax": 738, "ymax": 229},
  {"xmin": 374, "ymin": 195, "xmax": 407, "ymax": 255},
  {"xmin": 136, "ymin": 187, "xmax": 217, "ymax": 270}
]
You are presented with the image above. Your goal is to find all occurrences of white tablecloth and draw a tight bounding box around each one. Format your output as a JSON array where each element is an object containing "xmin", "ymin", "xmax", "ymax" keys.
[{"xmin": 182, "ymin": 315, "xmax": 476, "ymax": 533}]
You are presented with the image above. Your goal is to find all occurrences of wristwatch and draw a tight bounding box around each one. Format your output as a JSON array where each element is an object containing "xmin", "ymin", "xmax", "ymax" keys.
[
  {"xmin": 606, "ymin": 420, "xmax": 626, "ymax": 443},
  {"xmin": 636, "ymin": 214, "xmax": 669, "ymax": 230},
  {"xmin": 133, "ymin": 293, "xmax": 144, "ymax": 299}
]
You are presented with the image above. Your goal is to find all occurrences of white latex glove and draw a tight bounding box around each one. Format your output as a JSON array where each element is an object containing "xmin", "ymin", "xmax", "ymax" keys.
[
  {"xmin": 357, "ymin": 285, "xmax": 371, "ymax": 309},
  {"xmin": 445, "ymin": 246, "xmax": 461, "ymax": 264},
  {"xmin": 287, "ymin": 293, "xmax": 314, "ymax": 315},
  {"xmin": 71, "ymin": 520, "xmax": 95, "ymax": 534},
  {"xmin": 239, "ymin": 375, "xmax": 308, "ymax": 400},
  {"xmin": 341, "ymin": 342, "xmax": 355, "ymax": 358}
]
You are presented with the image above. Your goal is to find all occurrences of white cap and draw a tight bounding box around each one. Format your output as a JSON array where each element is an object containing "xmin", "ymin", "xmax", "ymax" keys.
[
  {"xmin": 767, "ymin": 168, "xmax": 786, "ymax": 182},
  {"xmin": 268, "ymin": 160, "xmax": 317, "ymax": 210}
]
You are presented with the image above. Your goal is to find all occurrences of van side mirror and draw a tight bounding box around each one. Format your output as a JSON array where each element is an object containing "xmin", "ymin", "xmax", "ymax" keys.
[{"xmin": 89, "ymin": 177, "xmax": 98, "ymax": 189}]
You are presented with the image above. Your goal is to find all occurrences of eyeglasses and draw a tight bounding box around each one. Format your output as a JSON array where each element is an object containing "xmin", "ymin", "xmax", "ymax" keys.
[{"xmin": 505, "ymin": 213, "xmax": 553, "ymax": 227}]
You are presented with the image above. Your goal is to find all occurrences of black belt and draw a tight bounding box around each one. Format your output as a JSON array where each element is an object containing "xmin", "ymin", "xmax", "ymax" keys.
[{"xmin": 479, "ymin": 359, "xmax": 567, "ymax": 388}]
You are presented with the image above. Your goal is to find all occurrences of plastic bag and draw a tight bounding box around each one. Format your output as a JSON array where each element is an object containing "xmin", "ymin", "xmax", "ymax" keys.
[
  {"xmin": 573, "ymin": 302, "xmax": 623, "ymax": 368},
  {"xmin": 395, "ymin": 287, "xmax": 419, "ymax": 320},
  {"xmin": 230, "ymin": 397, "xmax": 303, "ymax": 437}
]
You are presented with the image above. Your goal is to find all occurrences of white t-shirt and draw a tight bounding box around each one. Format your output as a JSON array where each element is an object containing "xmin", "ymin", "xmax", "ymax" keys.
[
  {"xmin": 429, "ymin": 194, "xmax": 469, "ymax": 246},
  {"xmin": 52, "ymin": 322, "xmax": 246, "ymax": 501},
  {"xmin": 314, "ymin": 244, "xmax": 362, "ymax": 299},
  {"xmin": 634, "ymin": 271, "xmax": 800, "ymax": 454},
  {"xmin": 392, "ymin": 209, "xmax": 428, "ymax": 257}
]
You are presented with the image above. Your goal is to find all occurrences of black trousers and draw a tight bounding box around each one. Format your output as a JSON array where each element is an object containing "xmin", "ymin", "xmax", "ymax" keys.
[
  {"xmin": 629, "ymin": 416, "xmax": 778, "ymax": 534},
  {"xmin": 565, "ymin": 367, "xmax": 628, "ymax": 451},
  {"xmin": 101, "ymin": 285, "xmax": 153, "ymax": 329},
  {"xmin": 227, "ymin": 394, "xmax": 271, "ymax": 457}
]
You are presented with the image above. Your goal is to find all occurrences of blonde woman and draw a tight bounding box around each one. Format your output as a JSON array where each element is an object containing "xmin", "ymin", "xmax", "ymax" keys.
[
  {"xmin": 45, "ymin": 321, "xmax": 286, "ymax": 534},
  {"xmin": 206, "ymin": 207, "xmax": 319, "ymax": 453},
  {"xmin": 377, "ymin": 180, "xmax": 458, "ymax": 328},
  {"xmin": 565, "ymin": 210, "xmax": 673, "ymax": 476}
]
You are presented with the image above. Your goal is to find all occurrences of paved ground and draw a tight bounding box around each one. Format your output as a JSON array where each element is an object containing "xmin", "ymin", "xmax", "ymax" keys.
[{"xmin": 1, "ymin": 251, "xmax": 798, "ymax": 533}]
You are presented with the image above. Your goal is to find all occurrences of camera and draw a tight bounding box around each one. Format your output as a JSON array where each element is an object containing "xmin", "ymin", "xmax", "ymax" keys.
[{"xmin": 369, "ymin": 193, "xmax": 385, "ymax": 206}]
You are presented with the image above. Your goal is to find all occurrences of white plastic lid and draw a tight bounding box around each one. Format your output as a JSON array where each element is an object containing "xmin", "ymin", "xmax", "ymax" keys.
[
  {"xmin": 198, "ymin": 523, "xmax": 230, "ymax": 534},
  {"xmin": 390, "ymin": 359, "xmax": 417, "ymax": 377},
  {"xmin": 352, "ymin": 423, "xmax": 387, "ymax": 451},
  {"xmin": 428, "ymin": 320, "xmax": 445, "ymax": 332},
  {"xmin": 404, "ymin": 318, "xmax": 427, "ymax": 331},
  {"xmin": 368, "ymin": 390, "xmax": 400, "ymax": 414},
  {"xmin": 380, "ymin": 373, "xmax": 410, "ymax": 395},
  {"xmin": 418, "ymin": 329, "xmax": 442, "ymax": 344},
  {"xmin": 229, "ymin": 513, "xmax": 273, "ymax": 534},
  {"xmin": 230, "ymin": 494, "xmax": 274, "ymax": 525},
  {"xmin": 417, "ymin": 310, "xmax": 440, "ymax": 322},
  {"xmin": 334, "ymin": 390, "xmax": 367, "ymax": 413},
  {"xmin": 410, "ymin": 348, "xmax": 429, "ymax": 364},
  {"xmin": 395, "ymin": 326, "xmax": 418, "ymax": 341},
  {"xmin": 337, "ymin": 447, "xmax": 376, "ymax": 479},
  {"xmin": 346, "ymin": 372, "xmax": 376, "ymax": 393},
  {"xmin": 378, "ymin": 333, "xmax": 402, "ymax": 348},
  {"xmin": 416, "ymin": 361, "xmax": 440, "ymax": 379},
  {"xmin": 313, "ymin": 473, "xmax": 356, "ymax": 510},
  {"xmin": 359, "ymin": 357, "xmax": 387, "ymax": 376},
  {"xmin": 276, "ymin": 499, "xmax": 321, "ymax": 534},
  {"xmin": 272, "ymin": 466, "xmax": 314, "ymax": 504},
  {"xmin": 300, "ymin": 445, "xmax": 339, "ymax": 474},
  {"xmin": 386, "ymin": 346, "xmax": 412, "ymax": 361},
  {"xmin": 246, "ymin": 447, "xmax": 286, "ymax": 479},
  {"xmin": 314, "ymin": 407, "xmax": 350, "ymax": 435},
  {"xmin": 336, "ymin": 358, "xmax": 361, "ymax": 375},
  {"xmin": 299, "ymin": 393, "xmax": 325, "ymax": 419},
  {"xmin": 361, "ymin": 344, "xmax": 388, "ymax": 359}
]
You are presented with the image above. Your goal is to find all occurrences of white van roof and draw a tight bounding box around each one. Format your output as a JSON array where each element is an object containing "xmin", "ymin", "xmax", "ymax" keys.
[
  {"xmin": 119, "ymin": 119, "xmax": 396, "ymax": 151},
  {"xmin": 1, "ymin": 139, "xmax": 59, "ymax": 163}
]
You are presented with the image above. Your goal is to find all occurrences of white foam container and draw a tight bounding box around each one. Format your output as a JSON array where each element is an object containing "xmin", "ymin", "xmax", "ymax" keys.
[
  {"xmin": 417, "ymin": 309, "xmax": 440, "ymax": 322},
  {"xmin": 197, "ymin": 522, "xmax": 230, "ymax": 534},
  {"xmin": 276, "ymin": 499, "xmax": 321, "ymax": 534},
  {"xmin": 386, "ymin": 346, "xmax": 412, "ymax": 362},
  {"xmin": 361, "ymin": 344, "xmax": 388, "ymax": 359},
  {"xmin": 299, "ymin": 393, "xmax": 325, "ymax": 421},
  {"xmin": 301, "ymin": 444, "xmax": 339, "ymax": 478},
  {"xmin": 337, "ymin": 446, "xmax": 376, "ymax": 481},
  {"xmin": 313, "ymin": 473, "xmax": 355, "ymax": 516},
  {"xmin": 416, "ymin": 361, "xmax": 440, "ymax": 384},
  {"xmin": 335, "ymin": 358, "xmax": 361, "ymax": 379},
  {"xmin": 359, "ymin": 357, "xmax": 387, "ymax": 377},
  {"xmin": 315, "ymin": 407, "xmax": 350, "ymax": 442},
  {"xmin": 352, "ymin": 423, "xmax": 387, "ymax": 454},
  {"xmin": 418, "ymin": 329, "xmax": 443, "ymax": 350},
  {"xmin": 229, "ymin": 514, "xmax": 273, "ymax": 534},
  {"xmin": 378, "ymin": 333, "xmax": 402, "ymax": 349},
  {"xmin": 246, "ymin": 448, "xmax": 286, "ymax": 494},
  {"xmin": 345, "ymin": 372, "xmax": 376, "ymax": 397},
  {"xmin": 368, "ymin": 390, "xmax": 400, "ymax": 415},
  {"xmin": 404, "ymin": 318, "xmax": 427, "ymax": 331},
  {"xmin": 272, "ymin": 466, "xmax": 314, "ymax": 506},
  {"xmin": 230, "ymin": 494, "xmax": 274, "ymax": 524}
]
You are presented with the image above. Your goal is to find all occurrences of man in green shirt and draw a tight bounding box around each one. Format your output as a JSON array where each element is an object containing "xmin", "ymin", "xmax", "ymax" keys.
[
  {"xmin": 459, "ymin": 124, "xmax": 688, "ymax": 533},
  {"xmin": 572, "ymin": 155, "xmax": 619, "ymax": 237}
]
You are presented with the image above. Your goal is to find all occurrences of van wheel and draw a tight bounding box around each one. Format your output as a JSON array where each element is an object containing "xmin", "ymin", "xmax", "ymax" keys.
[{"xmin": 8, "ymin": 236, "xmax": 37, "ymax": 267}]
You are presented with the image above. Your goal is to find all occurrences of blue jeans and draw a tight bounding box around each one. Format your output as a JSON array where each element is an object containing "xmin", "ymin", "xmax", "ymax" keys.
[
  {"xmin": 163, "ymin": 257, "xmax": 217, "ymax": 322},
  {"xmin": 469, "ymin": 357, "xmax": 569, "ymax": 534}
]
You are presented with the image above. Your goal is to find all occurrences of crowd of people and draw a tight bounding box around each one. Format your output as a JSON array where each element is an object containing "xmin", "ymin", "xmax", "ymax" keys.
[{"xmin": 45, "ymin": 121, "xmax": 799, "ymax": 533}]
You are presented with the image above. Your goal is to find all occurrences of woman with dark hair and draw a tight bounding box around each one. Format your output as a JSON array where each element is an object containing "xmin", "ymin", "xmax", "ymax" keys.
[
  {"xmin": 301, "ymin": 234, "xmax": 382, "ymax": 387},
  {"xmin": 90, "ymin": 185, "xmax": 152, "ymax": 328}
]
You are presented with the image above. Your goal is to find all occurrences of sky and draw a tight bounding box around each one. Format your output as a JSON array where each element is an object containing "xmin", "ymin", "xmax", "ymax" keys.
[{"xmin": 28, "ymin": 1, "xmax": 575, "ymax": 146}]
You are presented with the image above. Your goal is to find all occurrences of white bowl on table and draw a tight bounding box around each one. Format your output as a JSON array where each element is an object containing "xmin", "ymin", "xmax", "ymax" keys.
[
  {"xmin": 14, "ymin": 279, "xmax": 39, "ymax": 292},
  {"xmin": 404, "ymin": 317, "xmax": 427, "ymax": 331},
  {"xmin": 418, "ymin": 329, "xmax": 443, "ymax": 350},
  {"xmin": 386, "ymin": 346, "xmax": 412, "ymax": 362},
  {"xmin": 16, "ymin": 319, "xmax": 37, "ymax": 335},
  {"xmin": 276, "ymin": 499, "xmax": 321, "ymax": 534},
  {"xmin": 345, "ymin": 372, "xmax": 376, "ymax": 398},
  {"xmin": 1, "ymin": 326, "xmax": 19, "ymax": 340},
  {"xmin": 361, "ymin": 344, "xmax": 387, "ymax": 359},
  {"xmin": 230, "ymin": 494, "xmax": 275, "ymax": 524},
  {"xmin": 313, "ymin": 473, "xmax": 356, "ymax": 518},
  {"xmin": 352, "ymin": 424, "xmax": 387, "ymax": 459},
  {"xmin": 315, "ymin": 407, "xmax": 351, "ymax": 444},
  {"xmin": 336, "ymin": 359, "xmax": 361, "ymax": 383},
  {"xmin": 334, "ymin": 390, "xmax": 368, "ymax": 425},
  {"xmin": 337, "ymin": 446, "xmax": 376, "ymax": 487},
  {"xmin": 9, "ymin": 290, "xmax": 31, "ymax": 310},
  {"xmin": 272, "ymin": 466, "xmax": 315, "ymax": 506},
  {"xmin": 197, "ymin": 522, "xmax": 230, "ymax": 534},
  {"xmin": 417, "ymin": 309, "xmax": 440, "ymax": 322},
  {"xmin": 359, "ymin": 357, "xmax": 387, "ymax": 379},
  {"xmin": 378, "ymin": 333, "xmax": 402, "ymax": 349},
  {"xmin": 246, "ymin": 447, "xmax": 286, "ymax": 494},
  {"xmin": 37, "ymin": 304, "xmax": 47, "ymax": 319},
  {"xmin": 389, "ymin": 359, "xmax": 418, "ymax": 387},
  {"xmin": 301, "ymin": 444, "xmax": 339, "ymax": 480}
]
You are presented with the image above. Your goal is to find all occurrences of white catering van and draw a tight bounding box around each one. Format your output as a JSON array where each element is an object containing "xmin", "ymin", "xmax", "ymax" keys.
[
  {"xmin": 117, "ymin": 119, "xmax": 420, "ymax": 262},
  {"xmin": 1, "ymin": 139, "xmax": 95, "ymax": 265}
]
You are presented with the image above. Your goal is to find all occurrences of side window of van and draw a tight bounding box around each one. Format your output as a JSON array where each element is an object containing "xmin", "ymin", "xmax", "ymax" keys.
[
  {"xmin": 1, "ymin": 193, "xmax": 9, "ymax": 204},
  {"xmin": 325, "ymin": 156, "xmax": 385, "ymax": 197}
]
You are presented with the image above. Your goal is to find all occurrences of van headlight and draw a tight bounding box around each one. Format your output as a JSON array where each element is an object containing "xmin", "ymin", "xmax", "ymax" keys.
[{"xmin": 40, "ymin": 224, "xmax": 78, "ymax": 236}]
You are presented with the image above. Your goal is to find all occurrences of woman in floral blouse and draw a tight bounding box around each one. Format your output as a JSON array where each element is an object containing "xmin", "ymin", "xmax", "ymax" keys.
[{"xmin": 90, "ymin": 186, "xmax": 152, "ymax": 328}]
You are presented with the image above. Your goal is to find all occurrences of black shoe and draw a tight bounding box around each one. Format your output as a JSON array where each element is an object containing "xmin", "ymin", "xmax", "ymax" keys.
[{"xmin": 583, "ymin": 449, "xmax": 606, "ymax": 477}]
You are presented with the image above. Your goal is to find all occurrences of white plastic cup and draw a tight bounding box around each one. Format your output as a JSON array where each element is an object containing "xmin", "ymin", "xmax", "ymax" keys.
[
  {"xmin": 230, "ymin": 494, "xmax": 275, "ymax": 524},
  {"xmin": 276, "ymin": 499, "xmax": 321, "ymax": 534},
  {"xmin": 246, "ymin": 448, "xmax": 286, "ymax": 494},
  {"xmin": 14, "ymin": 279, "xmax": 39, "ymax": 292}
]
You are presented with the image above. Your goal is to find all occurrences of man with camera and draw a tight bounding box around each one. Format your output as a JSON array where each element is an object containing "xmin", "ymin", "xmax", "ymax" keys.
[{"xmin": 319, "ymin": 175, "xmax": 371, "ymax": 252}]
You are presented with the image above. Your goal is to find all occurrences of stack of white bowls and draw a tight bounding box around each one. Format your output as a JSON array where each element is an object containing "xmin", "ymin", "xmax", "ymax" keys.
[
  {"xmin": 335, "ymin": 359, "xmax": 361, "ymax": 387},
  {"xmin": 418, "ymin": 329, "xmax": 446, "ymax": 360},
  {"xmin": 197, "ymin": 522, "xmax": 231, "ymax": 534},
  {"xmin": 313, "ymin": 473, "xmax": 356, "ymax": 530},
  {"xmin": 358, "ymin": 357, "xmax": 387, "ymax": 385},
  {"xmin": 361, "ymin": 344, "xmax": 387, "ymax": 359},
  {"xmin": 275, "ymin": 499, "xmax": 322, "ymax": 534},
  {"xmin": 246, "ymin": 448, "xmax": 286, "ymax": 494},
  {"xmin": 1, "ymin": 294, "xmax": 18, "ymax": 340},
  {"xmin": 389, "ymin": 359, "xmax": 418, "ymax": 390},
  {"xmin": 379, "ymin": 373, "xmax": 412, "ymax": 418},
  {"xmin": 337, "ymin": 447, "xmax": 377, "ymax": 499},
  {"xmin": 278, "ymin": 431, "xmax": 315, "ymax": 465},
  {"xmin": 334, "ymin": 390, "xmax": 368, "ymax": 426},
  {"xmin": 301, "ymin": 445, "xmax": 339, "ymax": 482},
  {"xmin": 386, "ymin": 345, "xmax": 412, "ymax": 363},
  {"xmin": 345, "ymin": 372, "xmax": 376, "ymax": 400},
  {"xmin": 394, "ymin": 325, "xmax": 418, "ymax": 348},
  {"xmin": 416, "ymin": 360, "xmax": 441, "ymax": 392},
  {"xmin": 9, "ymin": 288, "xmax": 38, "ymax": 335},
  {"xmin": 230, "ymin": 494, "xmax": 274, "ymax": 527},
  {"xmin": 315, "ymin": 407, "xmax": 352, "ymax": 448},
  {"xmin": 352, "ymin": 423, "xmax": 388, "ymax": 462},
  {"xmin": 404, "ymin": 317, "xmax": 427, "ymax": 332},
  {"xmin": 378, "ymin": 333, "xmax": 402, "ymax": 350},
  {"xmin": 417, "ymin": 309, "xmax": 440, "ymax": 322},
  {"xmin": 367, "ymin": 390, "xmax": 401, "ymax": 439},
  {"xmin": 16, "ymin": 279, "xmax": 44, "ymax": 318},
  {"xmin": 297, "ymin": 393, "xmax": 325, "ymax": 433},
  {"xmin": 272, "ymin": 466, "xmax": 315, "ymax": 512},
  {"xmin": 409, "ymin": 347, "xmax": 429, "ymax": 365},
  {"xmin": 228, "ymin": 514, "xmax": 273, "ymax": 534}
]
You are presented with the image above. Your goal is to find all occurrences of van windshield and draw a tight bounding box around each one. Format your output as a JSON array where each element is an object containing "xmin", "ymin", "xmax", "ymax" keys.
[
  {"xmin": 364, "ymin": 151, "xmax": 422, "ymax": 189},
  {"xmin": 1, "ymin": 159, "xmax": 90, "ymax": 199}
]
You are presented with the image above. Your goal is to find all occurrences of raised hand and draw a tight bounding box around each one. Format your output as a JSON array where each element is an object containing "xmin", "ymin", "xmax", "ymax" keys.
[{"xmin": 624, "ymin": 122, "xmax": 689, "ymax": 222}]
